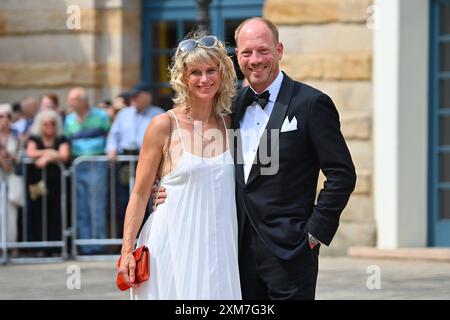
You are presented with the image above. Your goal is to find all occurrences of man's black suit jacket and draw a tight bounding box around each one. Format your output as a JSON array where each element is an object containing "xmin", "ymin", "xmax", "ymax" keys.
[{"xmin": 231, "ymin": 72, "xmax": 356, "ymax": 260}]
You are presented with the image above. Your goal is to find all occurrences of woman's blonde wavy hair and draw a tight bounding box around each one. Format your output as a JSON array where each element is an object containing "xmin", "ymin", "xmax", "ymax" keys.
[{"xmin": 169, "ymin": 32, "xmax": 237, "ymax": 115}]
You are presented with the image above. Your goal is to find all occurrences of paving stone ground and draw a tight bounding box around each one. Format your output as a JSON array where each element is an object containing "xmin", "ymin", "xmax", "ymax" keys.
[{"xmin": 0, "ymin": 257, "xmax": 449, "ymax": 300}]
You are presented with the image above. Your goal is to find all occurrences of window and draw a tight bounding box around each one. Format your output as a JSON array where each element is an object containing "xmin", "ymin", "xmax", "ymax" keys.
[
  {"xmin": 429, "ymin": 0, "xmax": 450, "ymax": 245},
  {"xmin": 142, "ymin": 0, "xmax": 264, "ymax": 108}
]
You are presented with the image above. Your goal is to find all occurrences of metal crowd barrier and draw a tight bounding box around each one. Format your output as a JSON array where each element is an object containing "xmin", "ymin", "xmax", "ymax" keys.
[
  {"xmin": 0, "ymin": 155, "xmax": 139, "ymax": 264},
  {"xmin": 71, "ymin": 155, "xmax": 138, "ymax": 261},
  {"xmin": 6, "ymin": 158, "xmax": 68, "ymax": 264},
  {"xmin": 0, "ymin": 172, "xmax": 7, "ymax": 264}
]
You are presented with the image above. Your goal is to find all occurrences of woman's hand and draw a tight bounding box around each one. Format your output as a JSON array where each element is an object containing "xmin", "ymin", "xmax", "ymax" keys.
[
  {"xmin": 35, "ymin": 149, "xmax": 61, "ymax": 168},
  {"xmin": 35, "ymin": 155, "xmax": 49, "ymax": 168},
  {"xmin": 118, "ymin": 252, "xmax": 141, "ymax": 289},
  {"xmin": 151, "ymin": 177, "xmax": 167, "ymax": 210}
]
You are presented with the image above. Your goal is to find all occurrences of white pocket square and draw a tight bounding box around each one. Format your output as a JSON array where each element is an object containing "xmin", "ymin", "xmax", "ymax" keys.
[{"xmin": 280, "ymin": 115, "xmax": 298, "ymax": 132}]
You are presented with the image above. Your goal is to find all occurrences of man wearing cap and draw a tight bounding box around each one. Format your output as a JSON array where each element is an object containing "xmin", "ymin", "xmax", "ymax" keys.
[{"xmin": 106, "ymin": 82, "xmax": 164, "ymax": 236}]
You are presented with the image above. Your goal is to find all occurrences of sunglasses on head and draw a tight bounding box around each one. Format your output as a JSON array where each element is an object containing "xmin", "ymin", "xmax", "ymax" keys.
[{"xmin": 177, "ymin": 36, "xmax": 218, "ymax": 53}]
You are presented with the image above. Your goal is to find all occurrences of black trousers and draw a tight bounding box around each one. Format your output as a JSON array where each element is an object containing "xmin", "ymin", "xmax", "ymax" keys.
[{"xmin": 239, "ymin": 219, "xmax": 319, "ymax": 300}]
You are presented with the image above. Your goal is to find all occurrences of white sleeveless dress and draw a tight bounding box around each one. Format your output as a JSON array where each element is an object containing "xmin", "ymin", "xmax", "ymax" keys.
[{"xmin": 131, "ymin": 110, "xmax": 242, "ymax": 300}]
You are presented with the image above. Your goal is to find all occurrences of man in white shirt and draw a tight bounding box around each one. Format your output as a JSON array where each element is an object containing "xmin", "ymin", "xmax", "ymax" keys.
[{"xmin": 106, "ymin": 82, "xmax": 164, "ymax": 236}]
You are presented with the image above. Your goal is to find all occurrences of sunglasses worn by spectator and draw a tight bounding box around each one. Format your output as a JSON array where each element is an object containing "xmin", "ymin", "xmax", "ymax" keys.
[
  {"xmin": 0, "ymin": 114, "xmax": 12, "ymax": 119},
  {"xmin": 177, "ymin": 36, "xmax": 218, "ymax": 53}
]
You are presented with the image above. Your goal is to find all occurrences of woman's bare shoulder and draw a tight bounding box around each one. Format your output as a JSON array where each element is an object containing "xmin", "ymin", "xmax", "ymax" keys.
[
  {"xmin": 144, "ymin": 112, "xmax": 173, "ymax": 142},
  {"xmin": 151, "ymin": 112, "xmax": 171, "ymax": 126},
  {"xmin": 151, "ymin": 111, "xmax": 175, "ymax": 129}
]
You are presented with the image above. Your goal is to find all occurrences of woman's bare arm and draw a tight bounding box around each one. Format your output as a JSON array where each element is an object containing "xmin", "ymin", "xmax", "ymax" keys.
[
  {"xmin": 120, "ymin": 113, "xmax": 171, "ymax": 255},
  {"xmin": 27, "ymin": 140, "xmax": 71, "ymax": 167},
  {"xmin": 26, "ymin": 140, "xmax": 46, "ymax": 159},
  {"xmin": 56, "ymin": 142, "xmax": 70, "ymax": 164}
]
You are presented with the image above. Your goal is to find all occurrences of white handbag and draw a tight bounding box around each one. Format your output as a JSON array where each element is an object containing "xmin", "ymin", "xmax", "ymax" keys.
[{"xmin": 7, "ymin": 174, "xmax": 25, "ymax": 207}]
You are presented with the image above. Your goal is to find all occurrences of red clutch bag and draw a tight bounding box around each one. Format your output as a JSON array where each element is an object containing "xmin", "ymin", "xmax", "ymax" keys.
[
  {"xmin": 116, "ymin": 113, "xmax": 172, "ymax": 291},
  {"xmin": 116, "ymin": 246, "xmax": 150, "ymax": 291}
]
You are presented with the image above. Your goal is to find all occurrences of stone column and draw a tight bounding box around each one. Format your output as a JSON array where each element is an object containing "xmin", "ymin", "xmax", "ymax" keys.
[
  {"xmin": 95, "ymin": 0, "xmax": 141, "ymax": 101},
  {"xmin": 373, "ymin": 0, "xmax": 428, "ymax": 248}
]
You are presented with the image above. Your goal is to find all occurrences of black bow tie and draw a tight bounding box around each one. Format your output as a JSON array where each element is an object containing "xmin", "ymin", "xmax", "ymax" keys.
[{"xmin": 243, "ymin": 89, "xmax": 270, "ymax": 109}]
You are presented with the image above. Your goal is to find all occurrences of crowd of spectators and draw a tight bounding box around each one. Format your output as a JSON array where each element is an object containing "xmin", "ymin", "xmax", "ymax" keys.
[{"xmin": 0, "ymin": 82, "xmax": 165, "ymax": 257}]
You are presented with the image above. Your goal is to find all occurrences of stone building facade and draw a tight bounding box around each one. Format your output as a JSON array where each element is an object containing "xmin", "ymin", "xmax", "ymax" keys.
[{"xmin": 0, "ymin": 0, "xmax": 377, "ymax": 255}]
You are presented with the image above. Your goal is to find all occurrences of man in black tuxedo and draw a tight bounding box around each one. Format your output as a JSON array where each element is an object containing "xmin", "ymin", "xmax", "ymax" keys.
[
  {"xmin": 153, "ymin": 17, "xmax": 356, "ymax": 300},
  {"xmin": 232, "ymin": 17, "xmax": 356, "ymax": 300}
]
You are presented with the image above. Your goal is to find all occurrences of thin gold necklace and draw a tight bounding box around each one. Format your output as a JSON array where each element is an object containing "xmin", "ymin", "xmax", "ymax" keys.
[{"xmin": 185, "ymin": 112, "xmax": 216, "ymax": 143}]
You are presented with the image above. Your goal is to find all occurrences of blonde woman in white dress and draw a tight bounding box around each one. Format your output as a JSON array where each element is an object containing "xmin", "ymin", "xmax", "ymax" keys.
[{"xmin": 118, "ymin": 33, "xmax": 242, "ymax": 300}]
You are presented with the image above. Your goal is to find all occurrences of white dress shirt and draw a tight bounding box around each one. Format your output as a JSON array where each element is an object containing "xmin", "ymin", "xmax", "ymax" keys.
[{"xmin": 239, "ymin": 72, "xmax": 284, "ymax": 183}]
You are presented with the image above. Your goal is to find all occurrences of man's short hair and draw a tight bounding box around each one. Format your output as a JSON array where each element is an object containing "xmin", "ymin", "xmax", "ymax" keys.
[{"xmin": 234, "ymin": 17, "xmax": 279, "ymax": 46}]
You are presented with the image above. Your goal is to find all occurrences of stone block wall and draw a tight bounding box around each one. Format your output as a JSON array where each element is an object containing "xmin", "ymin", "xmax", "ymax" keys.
[{"xmin": 0, "ymin": 0, "xmax": 141, "ymax": 109}]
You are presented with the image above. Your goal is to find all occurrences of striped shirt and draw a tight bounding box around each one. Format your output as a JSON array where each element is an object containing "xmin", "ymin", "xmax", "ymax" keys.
[{"xmin": 64, "ymin": 107, "xmax": 110, "ymax": 157}]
